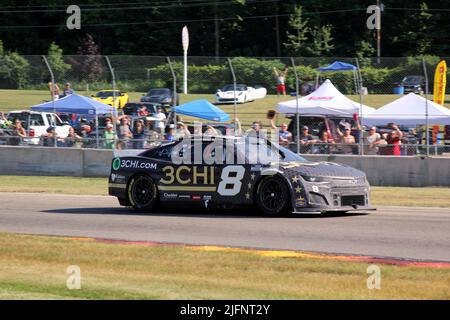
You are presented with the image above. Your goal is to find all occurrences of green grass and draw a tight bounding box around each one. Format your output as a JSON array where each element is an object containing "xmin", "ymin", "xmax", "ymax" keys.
[
  {"xmin": 0, "ymin": 175, "xmax": 449, "ymax": 208},
  {"xmin": 0, "ymin": 232, "xmax": 448, "ymax": 300},
  {"xmin": 2, "ymin": 89, "xmax": 449, "ymax": 129}
]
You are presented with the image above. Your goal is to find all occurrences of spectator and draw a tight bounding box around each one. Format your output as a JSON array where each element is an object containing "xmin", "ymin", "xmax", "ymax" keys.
[
  {"xmin": 65, "ymin": 127, "xmax": 83, "ymax": 148},
  {"xmin": 337, "ymin": 126, "xmax": 356, "ymax": 154},
  {"xmin": 154, "ymin": 107, "xmax": 167, "ymax": 134},
  {"xmin": 117, "ymin": 115, "xmax": 133, "ymax": 147},
  {"xmin": 103, "ymin": 124, "xmax": 117, "ymax": 149},
  {"xmin": 270, "ymin": 119, "xmax": 292, "ymax": 147},
  {"xmin": 166, "ymin": 126, "xmax": 175, "ymax": 141},
  {"xmin": 245, "ymin": 121, "xmax": 266, "ymax": 140},
  {"xmin": 10, "ymin": 119, "xmax": 26, "ymax": 145},
  {"xmin": 385, "ymin": 124, "xmax": 403, "ymax": 156},
  {"xmin": 144, "ymin": 120, "xmax": 160, "ymax": 142},
  {"xmin": 299, "ymin": 126, "xmax": 319, "ymax": 154},
  {"xmin": 175, "ymin": 121, "xmax": 191, "ymax": 139},
  {"xmin": 318, "ymin": 131, "xmax": 335, "ymax": 154},
  {"xmin": 61, "ymin": 83, "xmax": 74, "ymax": 97},
  {"xmin": 137, "ymin": 105, "xmax": 149, "ymax": 116},
  {"xmin": 48, "ymin": 82, "xmax": 60, "ymax": 100},
  {"xmin": 363, "ymin": 126, "xmax": 382, "ymax": 155},
  {"xmin": 133, "ymin": 120, "xmax": 145, "ymax": 149},
  {"xmin": 273, "ymin": 67, "xmax": 288, "ymax": 97},
  {"xmin": 204, "ymin": 125, "xmax": 219, "ymax": 137},
  {"xmin": 1, "ymin": 112, "xmax": 12, "ymax": 129},
  {"xmin": 42, "ymin": 126, "xmax": 59, "ymax": 147}
]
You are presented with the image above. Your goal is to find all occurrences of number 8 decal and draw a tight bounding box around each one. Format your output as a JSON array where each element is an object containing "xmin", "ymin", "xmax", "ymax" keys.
[{"xmin": 218, "ymin": 165, "xmax": 245, "ymax": 196}]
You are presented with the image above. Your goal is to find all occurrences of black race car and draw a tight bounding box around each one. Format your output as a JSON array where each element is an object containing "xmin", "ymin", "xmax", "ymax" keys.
[{"xmin": 109, "ymin": 136, "xmax": 375, "ymax": 215}]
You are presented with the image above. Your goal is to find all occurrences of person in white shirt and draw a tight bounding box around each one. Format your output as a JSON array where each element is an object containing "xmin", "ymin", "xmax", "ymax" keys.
[{"xmin": 154, "ymin": 107, "xmax": 167, "ymax": 134}]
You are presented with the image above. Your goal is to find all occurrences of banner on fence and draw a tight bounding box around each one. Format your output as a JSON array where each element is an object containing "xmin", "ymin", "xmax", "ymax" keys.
[{"xmin": 433, "ymin": 60, "xmax": 447, "ymax": 105}]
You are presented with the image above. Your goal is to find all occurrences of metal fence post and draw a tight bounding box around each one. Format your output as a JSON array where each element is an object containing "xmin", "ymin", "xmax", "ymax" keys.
[
  {"xmin": 105, "ymin": 56, "xmax": 117, "ymax": 149},
  {"xmin": 422, "ymin": 58, "xmax": 430, "ymax": 157},
  {"xmin": 227, "ymin": 58, "xmax": 238, "ymax": 134},
  {"xmin": 42, "ymin": 55, "xmax": 57, "ymax": 148},
  {"xmin": 355, "ymin": 58, "xmax": 364, "ymax": 155},
  {"xmin": 290, "ymin": 57, "xmax": 300, "ymax": 154},
  {"xmin": 167, "ymin": 57, "xmax": 177, "ymax": 130}
]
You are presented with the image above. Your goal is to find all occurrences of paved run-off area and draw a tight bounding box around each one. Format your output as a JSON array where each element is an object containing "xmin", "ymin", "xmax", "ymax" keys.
[{"xmin": 0, "ymin": 192, "xmax": 449, "ymax": 262}]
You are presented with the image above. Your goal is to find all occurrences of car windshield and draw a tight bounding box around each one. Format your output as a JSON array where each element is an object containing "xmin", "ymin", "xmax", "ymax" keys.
[
  {"xmin": 223, "ymin": 84, "xmax": 246, "ymax": 91},
  {"xmin": 96, "ymin": 91, "xmax": 118, "ymax": 98},
  {"xmin": 237, "ymin": 138, "xmax": 307, "ymax": 163},
  {"xmin": 403, "ymin": 76, "xmax": 423, "ymax": 83},
  {"xmin": 148, "ymin": 89, "xmax": 170, "ymax": 96}
]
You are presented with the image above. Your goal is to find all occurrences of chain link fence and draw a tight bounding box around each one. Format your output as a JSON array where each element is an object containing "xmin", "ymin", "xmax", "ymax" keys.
[{"xmin": 0, "ymin": 55, "xmax": 449, "ymax": 156}]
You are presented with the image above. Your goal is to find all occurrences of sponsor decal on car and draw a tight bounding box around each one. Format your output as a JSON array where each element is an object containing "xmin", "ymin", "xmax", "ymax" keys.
[
  {"xmin": 111, "ymin": 173, "xmax": 126, "ymax": 183},
  {"xmin": 113, "ymin": 158, "xmax": 157, "ymax": 171},
  {"xmin": 191, "ymin": 195, "xmax": 202, "ymax": 201},
  {"xmin": 163, "ymin": 193, "xmax": 178, "ymax": 199}
]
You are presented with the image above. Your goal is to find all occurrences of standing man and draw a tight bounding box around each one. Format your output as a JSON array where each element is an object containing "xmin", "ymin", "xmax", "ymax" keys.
[
  {"xmin": 154, "ymin": 107, "xmax": 167, "ymax": 134},
  {"xmin": 61, "ymin": 83, "xmax": 75, "ymax": 97},
  {"xmin": 273, "ymin": 67, "xmax": 288, "ymax": 97}
]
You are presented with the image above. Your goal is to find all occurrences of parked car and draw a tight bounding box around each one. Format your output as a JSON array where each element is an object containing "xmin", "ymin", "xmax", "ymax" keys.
[
  {"xmin": 215, "ymin": 84, "xmax": 267, "ymax": 104},
  {"xmin": 92, "ymin": 90, "xmax": 129, "ymax": 109},
  {"xmin": 401, "ymin": 75, "xmax": 425, "ymax": 94},
  {"xmin": 141, "ymin": 88, "xmax": 179, "ymax": 106},
  {"xmin": 122, "ymin": 102, "xmax": 167, "ymax": 117},
  {"xmin": 6, "ymin": 110, "xmax": 71, "ymax": 145}
]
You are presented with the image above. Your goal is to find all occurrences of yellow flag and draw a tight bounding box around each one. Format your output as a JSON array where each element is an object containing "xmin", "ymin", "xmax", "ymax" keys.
[{"xmin": 433, "ymin": 60, "xmax": 447, "ymax": 105}]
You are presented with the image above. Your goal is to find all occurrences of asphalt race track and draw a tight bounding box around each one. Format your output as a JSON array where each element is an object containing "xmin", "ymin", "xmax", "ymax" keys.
[{"xmin": 1, "ymin": 192, "xmax": 449, "ymax": 262}]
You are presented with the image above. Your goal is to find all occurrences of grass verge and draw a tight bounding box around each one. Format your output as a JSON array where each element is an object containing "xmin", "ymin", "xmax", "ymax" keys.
[
  {"xmin": 0, "ymin": 233, "xmax": 449, "ymax": 300},
  {"xmin": 0, "ymin": 176, "xmax": 449, "ymax": 208}
]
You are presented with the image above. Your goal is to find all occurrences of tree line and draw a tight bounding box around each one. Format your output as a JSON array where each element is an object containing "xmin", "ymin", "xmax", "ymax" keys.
[{"xmin": 0, "ymin": 0, "xmax": 448, "ymax": 58}]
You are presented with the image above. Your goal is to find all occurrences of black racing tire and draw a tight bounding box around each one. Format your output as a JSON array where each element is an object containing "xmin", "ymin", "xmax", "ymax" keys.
[
  {"xmin": 256, "ymin": 176, "xmax": 292, "ymax": 216},
  {"xmin": 127, "ymin": 174, "xmax": 159, "ymax": 212}
]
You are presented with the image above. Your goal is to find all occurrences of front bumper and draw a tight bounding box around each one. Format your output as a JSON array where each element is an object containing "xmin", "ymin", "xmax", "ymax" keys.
[
  {"xmin": 293, "ymin": 205, "xmax": 376, "ymax": 214},
  {"xmin": 291, "ymin": 178, "xmax": 374, "ymax": 214}
]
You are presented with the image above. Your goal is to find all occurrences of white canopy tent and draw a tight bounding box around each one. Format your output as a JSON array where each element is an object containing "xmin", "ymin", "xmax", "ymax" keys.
[
  {"xmin": 362, "ymin": 93, "xmax": 450, "ymax": 126},
  {"xmin": 277, "ymin": 79, "xmax": 375, "ymax": 116}
]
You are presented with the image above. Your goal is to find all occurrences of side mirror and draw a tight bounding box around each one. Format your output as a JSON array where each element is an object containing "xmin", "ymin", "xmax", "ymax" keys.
[
  {"xmin": 91, "ymin": 95, "xmax": 95, "ymax": 97},
  {"xmin": 217, "ymin": 89, "xmax": 221, "ymax": 93}
]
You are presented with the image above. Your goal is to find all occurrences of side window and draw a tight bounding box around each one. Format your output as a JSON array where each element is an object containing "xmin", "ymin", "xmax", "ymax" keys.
[
  {"xmin": 46, "ymin": 114, "xmax": 53, "ymax": 126},
  {"xmin": 30, "ymin": 114, "xmax": 44, "ymax": 126}
]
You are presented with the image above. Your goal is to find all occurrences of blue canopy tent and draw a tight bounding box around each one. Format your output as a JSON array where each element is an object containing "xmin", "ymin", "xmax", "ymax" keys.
[
  {"xmin": 30, "ymin": 94, "xmax": 115, "ymax": 115},
  {"xmin": 316, "ymin": 61, "xmax": 362, "ymax": 94},
  {"xmin": 318, "ymin": 61, "xmax": 358, "ymax": 71},
  {"xmin": 174, "ymin": 99, "xmax": 230, "ymax": 122},
  {"xmin": 30, "ymin": 94, "xmax": 116, "ymax": 148}
]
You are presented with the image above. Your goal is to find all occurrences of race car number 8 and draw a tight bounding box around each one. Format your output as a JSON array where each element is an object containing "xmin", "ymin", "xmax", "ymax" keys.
[{"xmin": 218, "ymin": 166, "xmax": 245, "ymax": 196}]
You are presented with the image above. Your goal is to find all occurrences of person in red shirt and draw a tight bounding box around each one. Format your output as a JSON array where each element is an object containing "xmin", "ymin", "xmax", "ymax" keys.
[{"xmin": 385, "ymin": 124, "xmax": 403, "ymax": 156}]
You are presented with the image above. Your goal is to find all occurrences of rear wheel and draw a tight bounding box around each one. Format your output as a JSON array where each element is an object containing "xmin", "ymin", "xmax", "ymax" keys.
[
  {"xmin": 127, "ymin": 174, "xmax": 159, "ymax": 212},
  {"xmin": 256, "ymin": 176, "xmax": 291, "ymax": 216}
]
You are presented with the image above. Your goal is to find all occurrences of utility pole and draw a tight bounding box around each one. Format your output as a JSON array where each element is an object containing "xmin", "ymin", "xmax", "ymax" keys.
[
  {"xmin": 275, "ymin": 0, "xmax": 281, "ymax": 56},
  {"xmin": 376, "ymin": 0, "xmax": 381, "ymax": 64},
  {"xmin": 214, "ymin": 1, "xmax": 220, "ymax": 61}
]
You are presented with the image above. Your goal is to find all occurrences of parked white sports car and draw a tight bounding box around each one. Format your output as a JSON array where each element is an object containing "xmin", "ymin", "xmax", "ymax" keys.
[{"xmin": 215, "ymin": 84, "xmax": 267, "ymax": 104}]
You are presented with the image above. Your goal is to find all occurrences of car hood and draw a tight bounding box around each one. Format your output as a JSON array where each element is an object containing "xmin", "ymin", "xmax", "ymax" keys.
[{"xmin": 280, "ymin": 161, "xmax": 366, "ymax": 179}]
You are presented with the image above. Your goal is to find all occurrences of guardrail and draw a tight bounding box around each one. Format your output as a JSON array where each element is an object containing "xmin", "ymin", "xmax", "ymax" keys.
[{"xmin": 0, "ymin": 145, "xmax": 449, "ymax": 186}]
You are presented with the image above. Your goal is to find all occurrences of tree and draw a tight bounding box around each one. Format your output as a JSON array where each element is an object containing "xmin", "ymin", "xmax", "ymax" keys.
[
  {"xmin": 0, "ymin": 40, "xmax": 30, "ymax": 89},
  {"xmin": 47, "ymin": 42, "xmax": 71, "ymax": 79},
  {"xmin": 305, "ymin": 25, "xmax": 334, "ymax": 57},
  {"xmin": 77, "ymin": 34, "xmax": 104, "ymax": 82},
  {"xmin": 283, "ymin": 5, "xmax": 310, "ymax": 56}
]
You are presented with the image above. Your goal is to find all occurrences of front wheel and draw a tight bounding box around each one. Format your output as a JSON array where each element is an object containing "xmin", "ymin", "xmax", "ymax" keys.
[
  {"xmin": 127, "ymin": 174, "xmax": 159, "ymax": 212},
  {"xmin": 256, "ymin": 176, "xmax": 291, "ymax": 216}
]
